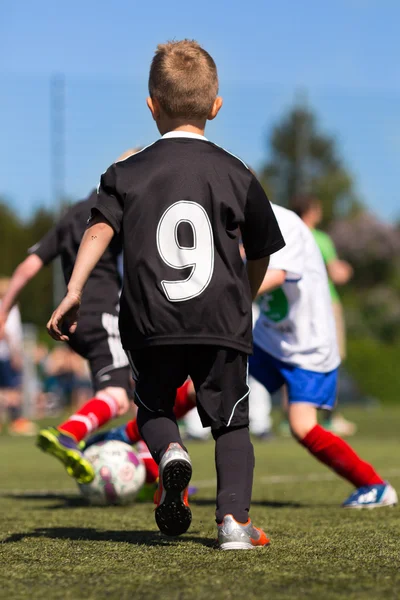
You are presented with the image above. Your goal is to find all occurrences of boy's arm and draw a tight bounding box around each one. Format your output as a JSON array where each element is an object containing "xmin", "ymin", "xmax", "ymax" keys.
[
  {"xmin": 246, "ymin": 257, "xmax": 270, "ymax": 300},
  {"xmin": 327, "ymin": 259, "xmax": 353, "ymax": 285},
  {"xmin": 256, "ymin": 269, "xmax": 286, "ymax": 297},
  {"xmin": 47, "ymin": 215, "xmax": 115, "ymax": 341},
  {"xmin": 316, "ymin": 232, "xmax": 353, "ymax": 285},
  {"xmin": 0, "ymin": 255, "xmax": 43, "ymax": 338}
]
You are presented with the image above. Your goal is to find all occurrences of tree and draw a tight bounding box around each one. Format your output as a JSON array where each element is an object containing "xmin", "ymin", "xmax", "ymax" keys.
[
  {"xmin": 0, "ymin": 199, "xmax": 56, "ymax": 330},
  {"xmin": 20, "ymin": 208, "xmax": 56, "ymax": 327},
  {"xmin": 0, "ymin": 201, "xmax": 26, "ymax": 276},
  {"xmin": 260, "ymin": 100, "xmax": 361, "ymax": 227}
]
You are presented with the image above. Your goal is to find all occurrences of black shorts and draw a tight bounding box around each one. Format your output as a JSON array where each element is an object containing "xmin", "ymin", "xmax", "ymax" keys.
[
  {"xmin": 127, "ymin": 345, "xmax": 249, "ymax": 430},
  {"xmin": 67, "ymin": 311, "xmax": 133, "ymax": 396}
]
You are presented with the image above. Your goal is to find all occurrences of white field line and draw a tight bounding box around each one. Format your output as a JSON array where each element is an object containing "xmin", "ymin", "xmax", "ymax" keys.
[
  {"xmin": 193, "ymin": 467, "xmax": 400, "ymax": 490},
  {"xmin": 1, "ymin": 468, "xmax": 400, "ymax": 496}
]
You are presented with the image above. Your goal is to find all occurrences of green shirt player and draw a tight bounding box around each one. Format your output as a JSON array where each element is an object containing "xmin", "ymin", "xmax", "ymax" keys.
[{"xmin": 291, "ymin": 195, "xmax": 355, "ymax": 437}]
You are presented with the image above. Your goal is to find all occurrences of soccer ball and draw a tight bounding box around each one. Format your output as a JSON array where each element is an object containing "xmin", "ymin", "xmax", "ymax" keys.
[{"xmin": 78, "ymin": 440, "xmax": 146, "ymax": 506}]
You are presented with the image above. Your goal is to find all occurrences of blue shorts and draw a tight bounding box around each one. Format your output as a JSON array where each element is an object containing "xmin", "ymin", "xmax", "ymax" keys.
[
  {"xmin": 0, "ymin": 359, "xmax": 22, "ymax": 389},
  {"xmin": 249, "ymin": 344, "xmax": 338, "ymax": 410}
]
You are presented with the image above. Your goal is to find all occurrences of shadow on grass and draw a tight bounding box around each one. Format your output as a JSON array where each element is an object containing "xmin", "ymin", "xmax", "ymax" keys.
[
  {"xmin": 2, "ymin": 526, "xmax": 215, "ymax": 548},
  {"xmin": 5, "ymin": 492, "xmax": 319, "ymax": 511},
  {"xmin": 5, "ymin": 493, "xmax": 312, "ymax": 510},
  {"xmin": 4, "ymin": 492, "xmax": 90, "ymax": 509}
]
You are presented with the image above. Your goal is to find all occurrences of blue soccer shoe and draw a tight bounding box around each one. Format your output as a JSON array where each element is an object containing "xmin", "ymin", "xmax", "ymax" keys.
[{"xmin": 342, "ymin": 482, "xmax": 398, "ymax": 509}]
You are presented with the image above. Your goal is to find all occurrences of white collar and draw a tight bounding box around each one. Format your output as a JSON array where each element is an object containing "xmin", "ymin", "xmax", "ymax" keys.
[{"xmin": 161, "ymin": 131, "xmax": 208, "ymax": 141}]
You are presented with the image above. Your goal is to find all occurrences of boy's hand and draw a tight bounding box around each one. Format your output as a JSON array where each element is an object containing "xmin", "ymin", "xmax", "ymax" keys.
[{"xmin": 47, "ymin": 291, "xmax": 81, "ymax": 342}]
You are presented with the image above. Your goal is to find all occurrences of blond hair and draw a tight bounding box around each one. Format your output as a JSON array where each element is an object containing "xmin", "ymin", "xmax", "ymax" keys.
[{"xmin": 149, "ymin": 40, "xmax": 218, "ymax": 120}]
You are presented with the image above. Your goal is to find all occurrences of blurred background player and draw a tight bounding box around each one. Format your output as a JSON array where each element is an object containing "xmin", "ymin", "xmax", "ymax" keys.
[
  {"xmin": 0, "ymin": 278, "xmax": 37, "ymax": 435},
  {"xmin": 0, "ymin": 187, "xmax": 134, "ymax": 482},
  {"xmin": 249, "ymin": 203, "xmax": 397, "ymax": 508},
  {"xmin": 47, "ymin": 39, "xmax": 285, "ymax": 549},
  {"xmin": 0, "ymin": 176, "xmax": 198, "ymax": 489},
  {"xmin": 291, "ymin": 194, "xmax": 355, "ymax": 436}
]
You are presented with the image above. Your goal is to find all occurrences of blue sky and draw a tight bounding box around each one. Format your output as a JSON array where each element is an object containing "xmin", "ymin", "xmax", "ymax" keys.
[{"xmin": 1, "ymin": 0, "xmax": 399, "ymax": 221}]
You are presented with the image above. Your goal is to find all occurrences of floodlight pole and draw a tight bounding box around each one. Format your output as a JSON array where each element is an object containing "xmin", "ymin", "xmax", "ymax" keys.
[{"xmin": 50, "ymin": 73, "xmax": 66, "ymax": 307}]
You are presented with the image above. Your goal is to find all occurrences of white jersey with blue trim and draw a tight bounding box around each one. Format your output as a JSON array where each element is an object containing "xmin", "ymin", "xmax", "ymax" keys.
[{"xmin": 253, "ymin": 204, "xmax": 340, "ymax": 373}]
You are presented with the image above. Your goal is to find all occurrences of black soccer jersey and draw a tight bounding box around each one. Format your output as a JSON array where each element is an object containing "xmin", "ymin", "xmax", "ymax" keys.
[
  {"xmin": 31, "ymin": 190, "xmax": 122, "ymax": 312},
  {"xmin": 94, "ymin": 132, "xmax": 285, "ymax": 354}
]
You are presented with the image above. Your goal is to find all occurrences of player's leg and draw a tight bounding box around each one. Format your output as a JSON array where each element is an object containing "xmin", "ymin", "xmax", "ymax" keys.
[
  {"xmin": 37, "ymin": 315, "xmax": 133, "ymax": 483},
  {"xmin": 286, "ymin": 367, "xmax": 397, "ymax": 508},
  {"xmin": 37, "ymin": 375, "xmax": 132, "ymax": 484},
  {"xmin": 56, "ymin": 314, "xmax": 132, "ymax": 440},
  {"xmin": 56, "ymin": 382, "xmax": 130, "ymax": 442},
  {"xmin": 84, "ymin": 382, "xmax": 195, "ymax": 449},
  {"xmin": 122, "ymin": 379, "xmax": 196, "ymax": 445},
  {"xmin": 130, "ymin": 347, "xmax": 192, "ymax": 536},
  {"xmin": 84, "ymin": 379, "xmax": 196, "ymax": 490},
  {"xmin": 248, "ymin": 374, "xmax": 273, "ymax": 439},
  {"xmin": 191, "ymin": 346, "xmax": 269, "ymax": 550}
]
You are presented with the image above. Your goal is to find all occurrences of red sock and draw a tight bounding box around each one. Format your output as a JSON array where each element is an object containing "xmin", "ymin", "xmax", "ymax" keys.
[
  {"xmin": 174, "ymin": 380, "xmax": 195, "ymax": 420},
  {"xmin": 301, "ymin": 424, "xmax": 384, "ymax": 488},
  {"xmin": 124, "ymin": 380, "xmax": 195, "ymax": 444},
  {"xmin": 58, "ymin": 393, "xmax": 119, "ymax": 442},
  {"xmin": 125, "ymin": 419, "xmax": 141, "ymax": 444},
  {"xmin": 137, "ymin": 441, "xmax": 159, "ymax": 484}
]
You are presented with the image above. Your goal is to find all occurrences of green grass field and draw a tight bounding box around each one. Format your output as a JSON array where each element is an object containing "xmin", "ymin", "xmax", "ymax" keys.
[{"xmin": 1, "ymin": 407, "xmax": 400, "ymax": 600}]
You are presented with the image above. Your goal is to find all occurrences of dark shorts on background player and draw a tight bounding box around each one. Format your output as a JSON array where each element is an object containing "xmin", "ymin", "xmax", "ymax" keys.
[
  {"xmin": 127, "ymin": 345, "xmax": 249, "ymax": 430},
  {"xmin": 249, "ymin": 344, "xmax": 338, "ymax": 410},
  {"xmin": 67, "ymin": 311, "xmax": 133, "ymax": 397},
  {"xmin": 0, "ymin": 359, "xmax": 22, "ymax": 389}
]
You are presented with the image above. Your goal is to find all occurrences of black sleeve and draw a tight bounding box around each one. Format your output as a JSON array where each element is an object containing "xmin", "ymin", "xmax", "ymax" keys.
[
  {"xmin": 241, "ymin": 175, "xmax": 285, "ymax": 260},
  {"xmin": 28, "ymin": 223, "xmax": 61, "ymax": 266},
  {"xmin": 92, "ymin": 164, "xmax": 124, "ymax": 234}
]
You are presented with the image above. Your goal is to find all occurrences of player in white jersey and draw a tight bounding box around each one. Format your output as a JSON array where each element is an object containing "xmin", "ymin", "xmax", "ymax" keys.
[
  {"xmin": 249, "ymin": 204, "xmax": 397, "ymax": 508},
  {"xmin": 0, "ymin": 280, "xmax": 36, "ymax": 435}
]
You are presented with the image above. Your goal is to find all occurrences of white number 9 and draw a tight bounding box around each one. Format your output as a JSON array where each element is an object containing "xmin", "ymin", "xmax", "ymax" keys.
[{"xmin": 156, "ymin": 201, "xmax": 214, "ymax": 302}]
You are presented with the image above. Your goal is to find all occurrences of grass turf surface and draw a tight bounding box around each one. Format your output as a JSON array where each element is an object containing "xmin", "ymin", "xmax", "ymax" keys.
[{"xmin": 1, "ymin": 407, "xmax": 400, "ymax": 600}]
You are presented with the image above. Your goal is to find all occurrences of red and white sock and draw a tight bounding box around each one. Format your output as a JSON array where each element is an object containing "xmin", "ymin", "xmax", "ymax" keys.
[
  {"xmin": 124, "ymin": 379, "xmax": 195, "ymax": 444},
  {"xmin": 58, "ymin": 392, "xmax": 119, "ymax": 442},
  {"xmin": 301, "ymin": 424, "xmax": 384, "ymax": 488},
  {"xmin": 136, "ymin": 440, "xmax": 159, "ymax": 484}
]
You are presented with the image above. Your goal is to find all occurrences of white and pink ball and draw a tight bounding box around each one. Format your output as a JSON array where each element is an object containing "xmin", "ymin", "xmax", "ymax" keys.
[{"xmin": 78, "ymin": 440, "xmax": 146, "ymax": 506}]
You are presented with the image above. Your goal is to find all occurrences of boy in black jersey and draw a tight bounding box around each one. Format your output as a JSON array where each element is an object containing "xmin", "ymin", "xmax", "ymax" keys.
[{"xmin": 48, "ymin": 40, "xmax": 285, "ymax": 549}]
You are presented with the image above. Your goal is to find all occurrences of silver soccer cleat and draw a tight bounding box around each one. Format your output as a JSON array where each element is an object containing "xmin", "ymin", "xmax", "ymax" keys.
[
  {"xmin": 217, "ymin": 514, "xmax": 270, "ymax": 550},
  {"xmin": 155, "ymin": 443, "xmax": 192, "ymax": 537}
]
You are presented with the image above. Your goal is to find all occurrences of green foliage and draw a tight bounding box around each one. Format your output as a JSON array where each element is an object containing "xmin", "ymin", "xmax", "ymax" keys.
[
  {"xmin": 0, "ymin": 202, "xmax": 26, "ymax": 275},
  {"xmin": 0, "ymin": 199, "xmax": 56, "ymax": 328},
  {"xmin": 260, "ymin": 104, "xmax": 360, "ymax": 226},
  {"xmin": 346, "ymin": 337, "xmax": 400, "ymax": 403}
]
